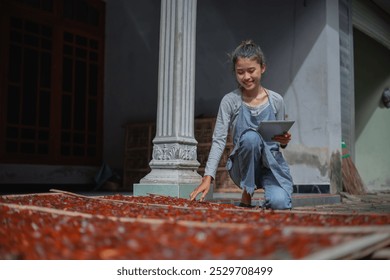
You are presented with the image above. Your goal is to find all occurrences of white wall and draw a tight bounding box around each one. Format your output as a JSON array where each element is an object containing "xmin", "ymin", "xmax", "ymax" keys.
[
  {"xmin": 284, "ymin": 0, "xmax": 342, "ymax": 190},
  {"xmin": 354, "ymin": 28, "xmax": 390, "ymax": 192}
]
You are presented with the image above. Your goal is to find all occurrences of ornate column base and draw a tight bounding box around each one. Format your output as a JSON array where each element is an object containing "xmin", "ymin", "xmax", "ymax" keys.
[
  {"xmin": 139, "ymin": 140, "xmax": 202, "ymax": 184},
  {"xmin": 139, "ymin": 166, "xmax": 201, "ymax": 184},
  {"xmin": 133, "ymin": 141, "xmax": 209, "ymax": 199}
]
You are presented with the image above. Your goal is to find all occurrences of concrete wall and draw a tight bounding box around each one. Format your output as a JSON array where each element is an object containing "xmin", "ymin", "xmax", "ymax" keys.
[{"xmin": 354, "ymin": 28, "xmax": 390, "ymax": 192}]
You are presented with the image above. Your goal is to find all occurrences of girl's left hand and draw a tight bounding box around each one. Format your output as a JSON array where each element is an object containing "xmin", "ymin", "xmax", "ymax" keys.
[{"xmin": 272, "ymin": 132, "xmax": 291, "ymax": 146}]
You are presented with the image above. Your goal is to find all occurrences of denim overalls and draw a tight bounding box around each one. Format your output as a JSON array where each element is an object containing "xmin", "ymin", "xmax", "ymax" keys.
[{"xmin": 226, "ymin": 94, "xmax": 293, "ymax": 209}]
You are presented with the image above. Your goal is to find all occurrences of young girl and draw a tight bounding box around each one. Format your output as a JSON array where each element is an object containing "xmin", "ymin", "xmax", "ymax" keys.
[{"xmin": 190, "ymin": 40, "xmax": 293, "ymax": 209}]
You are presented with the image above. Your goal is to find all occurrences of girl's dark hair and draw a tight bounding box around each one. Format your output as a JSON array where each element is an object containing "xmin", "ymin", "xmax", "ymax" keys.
[{"xmin": 230, "ymin": 40, "xmax": 266, "ymax": 71}]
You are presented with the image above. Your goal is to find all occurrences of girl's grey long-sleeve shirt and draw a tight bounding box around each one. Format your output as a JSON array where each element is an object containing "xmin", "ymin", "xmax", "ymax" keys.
[{"xmin": 204, "ymin": 88, "xmax": 286, "ymax": 179}]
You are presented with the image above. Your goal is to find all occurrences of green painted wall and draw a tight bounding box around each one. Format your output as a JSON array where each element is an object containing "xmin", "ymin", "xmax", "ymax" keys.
[{"xmin": 354, "ymin": 29, "xmax": 390, "ymax": 191}]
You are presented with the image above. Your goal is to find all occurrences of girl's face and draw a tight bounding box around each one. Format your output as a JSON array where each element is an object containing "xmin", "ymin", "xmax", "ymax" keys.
[{"xmin": 235, "ymin": 57, "xmax": 265, "ymax": 92}]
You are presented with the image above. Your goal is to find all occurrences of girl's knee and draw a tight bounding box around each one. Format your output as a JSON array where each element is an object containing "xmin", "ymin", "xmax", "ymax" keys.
[
  {"xmin": 267, "ymin": 197, "xmax": 291, "ymax": 210},
  {"xmin": 240, "ymin": 130, "xmax": 262, "ymax": 149},
  {"xmin": 264, "ymin": 189, "xmax": 292, "ymax": 210}
]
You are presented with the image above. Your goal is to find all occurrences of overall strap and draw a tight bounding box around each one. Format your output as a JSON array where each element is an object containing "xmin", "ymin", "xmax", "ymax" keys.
[{"xmin": 265, "ymin": 89, "xmax": 277, "ymax": 116}]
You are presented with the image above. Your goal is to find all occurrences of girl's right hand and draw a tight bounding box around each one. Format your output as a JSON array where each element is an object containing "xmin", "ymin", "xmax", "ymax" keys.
[{"xmin": 189, "ymin": 176, "xmax": 212, "ymax": 202}]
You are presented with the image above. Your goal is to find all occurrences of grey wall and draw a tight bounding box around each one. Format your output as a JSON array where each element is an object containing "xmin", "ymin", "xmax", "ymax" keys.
[{"xmin": 102, "ymin": 0, "xmax": 344, "ymax": 191}]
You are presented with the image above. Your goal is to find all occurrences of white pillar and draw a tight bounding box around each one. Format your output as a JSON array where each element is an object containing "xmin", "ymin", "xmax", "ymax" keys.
[{"xmin": 134, "ymin": 0, "xmax": 206, "ymax": 198}]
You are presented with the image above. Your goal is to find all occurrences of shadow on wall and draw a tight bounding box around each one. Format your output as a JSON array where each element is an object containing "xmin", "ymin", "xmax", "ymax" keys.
[{"xmin": 105, "ymin": 0, "xmax": 160, "ymax": 123}]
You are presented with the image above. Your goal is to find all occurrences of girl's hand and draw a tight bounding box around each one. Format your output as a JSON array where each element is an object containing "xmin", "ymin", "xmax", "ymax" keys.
[{"xmin": 189, "ymin": 176, "xmax": 212, "ymax": 202}]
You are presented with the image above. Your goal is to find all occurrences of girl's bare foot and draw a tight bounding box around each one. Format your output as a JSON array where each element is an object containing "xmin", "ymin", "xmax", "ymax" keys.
[{"xmin": 239, "ymin": 190, "xmax": 253, "ymax": 207}]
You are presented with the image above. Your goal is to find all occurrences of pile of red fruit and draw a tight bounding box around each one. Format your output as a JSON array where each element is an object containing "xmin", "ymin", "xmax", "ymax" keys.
[{"xmin": 0, "ymin": 193, "xmax": 388, "ymax": 259}]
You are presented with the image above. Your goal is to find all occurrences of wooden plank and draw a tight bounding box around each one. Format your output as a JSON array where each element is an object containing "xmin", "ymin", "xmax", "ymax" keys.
[
  {"xmin": 304, "ymin": 233, "xmax": 390, "ymax": 259},
  {"xmin": 339, "ymin": 235, "xmax": 390, "ymax": 260},
  {"xmin": 276, "ymin": 209, "xmax": 390, "ymax": 217},
  {"xmin": 283, "ymin": 225, "xmax": 390, "ymax": 235},
  {"xmin": 1, "ymin": 192, "xmax": 60, "ymax": 199},
  {"xmin": 0, "ymin": 201, "xmax": 128, "ymax": 222},
  {"xmin": 370, "ymin": 247, "xmax": 390, "ymax": 259}
]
